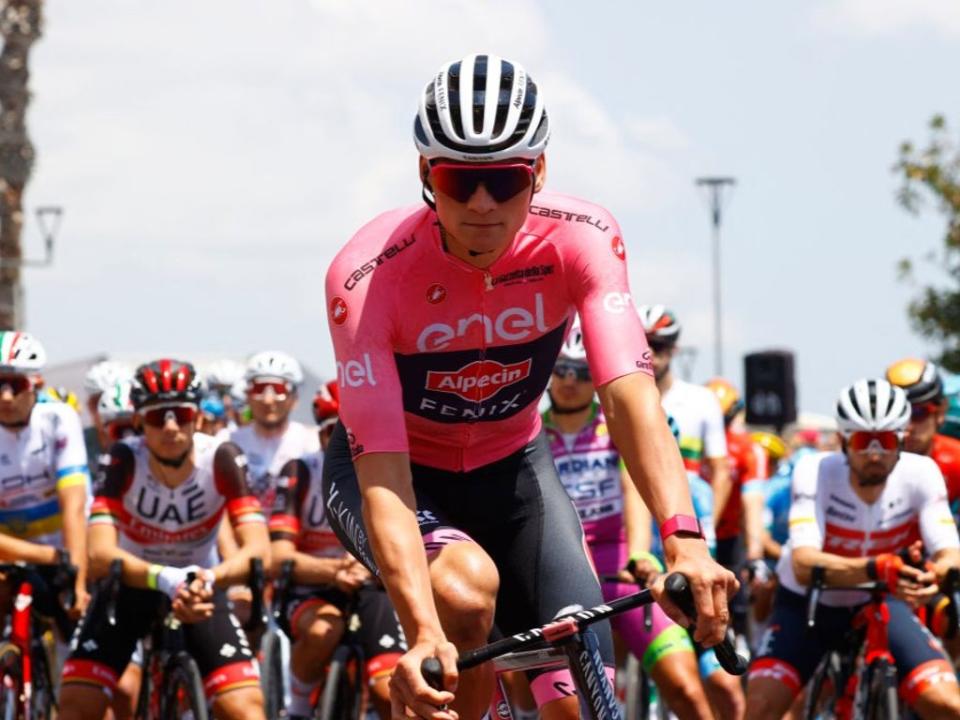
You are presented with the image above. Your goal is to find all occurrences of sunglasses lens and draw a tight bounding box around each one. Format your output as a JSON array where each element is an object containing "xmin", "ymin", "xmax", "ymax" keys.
[
  {"xmin": 430, "ymin": 164, "xmax": 533, "ymax": 203},
  {"xmin": 911, "ymin": 403, "xmax": 937, "ymax": 421},
  {"xmin": 250, "ymin": 381, "xmax": 289, "ymax": 399},
  {"xmin": 553, "ymin": 363, "xmax": 591, "ymax": 382},
  {"xmin": 848, "ymin": 431, "xmax": 899, "ymax": 453},
  {"xmin": 144, "ymin": 406, "xmax": 197, "ymax": 427},
  {"xmin": 0, "ymin": 376, "xmax": 30, "ymax": 394}
]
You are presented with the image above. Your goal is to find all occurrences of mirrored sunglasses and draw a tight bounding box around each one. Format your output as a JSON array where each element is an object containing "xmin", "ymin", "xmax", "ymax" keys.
[
  {"xmin": 142, "ymin": 404, "xmax": 198, "ymax": 428},
  {"xmin": 0, "ymin": 375, "xmax": 32, "ymax": 395},
  {"xmin": 911, "ymin": 402, "xmax": 941, "ymax": 422},
  {"xmin": 553, "ymin": 362, "xmax": 591, "ymax": 382},
  {"xmin": 847, "ymin": 431, "xmax": 900, "ymax": 454},
  {"xmin": 248, "ymin": 380, "xmax": 291, "ymax": 400},
  {"xmin": 429, "ymin": 162, "xmax": 534, "ymax": 203}
]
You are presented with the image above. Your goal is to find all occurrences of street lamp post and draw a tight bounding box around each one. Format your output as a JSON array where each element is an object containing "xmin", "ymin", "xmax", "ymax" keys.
[{"xmin": 695, "ymin": 176, "xmax": 736, "ymax": 377}]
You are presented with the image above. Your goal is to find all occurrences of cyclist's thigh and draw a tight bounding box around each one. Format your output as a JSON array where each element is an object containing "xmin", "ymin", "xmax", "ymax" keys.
[
  {"xmin": 286, "ymin": 587, "xmax": 347, "ymax": 642},
  {"xmin": 747, "ymin": 587, "xmax": 839, "ymax": 700},
  {"xmin": 355, "ymin": 585, "xmax": 407, "ymax": 684},
  {"xmin": 184, "ymin": 589, "xmax": 260, "ymax": 701},
  {"xmin": 62, "ymin": 584, "xmax": 160, "ymax": 697},
  {"xmin": 886, "ymin": 597, "xmax": 958, "ymax": 706}
]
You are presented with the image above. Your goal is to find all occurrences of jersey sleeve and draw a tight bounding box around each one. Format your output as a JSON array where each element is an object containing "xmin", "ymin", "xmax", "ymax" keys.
[
  {"xmin": 213, "ymin": 442, "xmax": 266, "ymax": 527},
  {"xmin": 52, "ymin": 404, "xmax": 91, "ymax": 491},
  {"xmin": 325, "ymin": 218, "xmax": 411, "ymax": 459},
  {"xmin": 268, "ymin": 459, "xmax": 310, "ymax": 542},
  {"xmin": 788, "ymin": 454, "xmax": 823, "ymax": 550},
  {"xmin": 89, "ymin": 443, "xmax": 134, "ymax": 528},
  {"xmin": 701, "ymin": 396, "xmax": 728, "ymax": 460},
  {"xmin": 558, "ymin": 204, "xmax": 652, "ymax": 387},
  {"xmin": 914, "ymin": 456, "xmax": 960, "ymax": 554},
  {"xmin": 741, "ymin": 442, "xmax": 769, "ymax": 496}
]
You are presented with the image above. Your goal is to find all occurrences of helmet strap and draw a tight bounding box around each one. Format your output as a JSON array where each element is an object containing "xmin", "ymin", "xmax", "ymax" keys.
[{"xmin": 422, "ymin": 181, "xmax": 437, "ymax": 211}]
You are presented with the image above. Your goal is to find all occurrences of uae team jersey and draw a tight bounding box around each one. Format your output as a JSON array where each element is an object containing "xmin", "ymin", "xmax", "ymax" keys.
[
  {"xmin": 268, "ymin": 452, "xmax": 343, "ymax": 559},
  {"xmin": 659, "ymin": 380, "xmax": 727, "ymax": 474},
  {"xmin": 779, "ymin": 451, "xmax": 959, "ymax": 606},
  {"xmin": 325, "ymin": 191, "xmax": 652, "ymax": 471},
  {"xmin": 0, "ymin": 402, "xmax": 89, "ymax": 545},
  {"xmin": 89, "ymin": 434, "xmax": 265, "ymax": 567},
  {"xmin": 223, "ymin": 422, "xmax": 320, "ymax": 511}
]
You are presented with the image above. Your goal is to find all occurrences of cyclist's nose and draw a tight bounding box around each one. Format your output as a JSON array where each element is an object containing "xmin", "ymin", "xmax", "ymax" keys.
[{"xmin": 466, "ymin": 182, "xmax": 498, "ymax": 212}]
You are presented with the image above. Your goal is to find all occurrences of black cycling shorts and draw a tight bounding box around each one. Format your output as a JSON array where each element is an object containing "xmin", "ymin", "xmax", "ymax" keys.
[
  {"xmin": 749, "ymin": 586, "xmax": 956, "ymax": 705},
  {"xmin": 322, "ymin": 422, "xmax": 613, "ymax": 680},
  {"xmin": 63, "ymin": 583, "xmax": 259, "ymax": 700},
  {"xmin": 285, "ymin": 583, "xmax": 407, "ymax": 682}
]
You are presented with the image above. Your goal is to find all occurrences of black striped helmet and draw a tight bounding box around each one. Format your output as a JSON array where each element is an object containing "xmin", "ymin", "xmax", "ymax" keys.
[
  {"xmin": 414, "ymin": 54, "xmax": 550, "ymax": 162},
  {"xmin": 836, "ymin": 378, "xmax": 910, "ymax": 434}
]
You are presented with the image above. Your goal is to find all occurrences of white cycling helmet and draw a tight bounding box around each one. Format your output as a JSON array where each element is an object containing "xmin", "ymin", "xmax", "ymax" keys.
[
  {"xmin": 83, "ymin": 360, "xmax": 132, "ymax": 396},
  {"xmin": 203, "ymin": 359, "xmax": 245, "ymax": 391},
  {"xmin": 558, "ymin": 316, "xmax": 587, "ymax": 362},
  {"xmin": 414, "ymin": 54, "xmax": 550, "ymax": 162},
  {"xmin": 245, "ymin": 351, "xmax": 303, "ymax": 386},
  {"xmin": 836, "ymin": 378, "xmax": 911, "ymax": 434},
  {"xmin": 0, "ymin": 331, "xmax": 46, "ymax": 373},
  {"xmin": 97, "ymin": 379, "xmax": 135, "ymax": 424},
  {"xmin": 636, "ymin": 304, "xmax": 681, "ymax": 344}
]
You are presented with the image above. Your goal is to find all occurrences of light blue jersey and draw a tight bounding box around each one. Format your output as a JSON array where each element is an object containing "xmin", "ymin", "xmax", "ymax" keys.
[{"xmin": 651, "ymin": 472, "xmax": 716, "ymax": 562}]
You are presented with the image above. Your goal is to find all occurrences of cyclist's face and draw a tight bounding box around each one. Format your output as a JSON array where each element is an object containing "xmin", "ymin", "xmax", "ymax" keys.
[
  {"xmin": 424, "ymin": 156, "xmax": 546, "ymax": 257},
  {"xmin": 649, "ymin": 342, "xmax": 674, "ymax": 381},
  {"xmin": 846, "ymin": 443, "xmax": 899, "ymax": 486},
  {"xmin": 247, "ymin": 381, "xmax": 295, "ymax": 430},
  {"xmin": 548, "ymin": 365, "xmax": 595, "ymax": 410},
  {"xmin": 0, "ymin": 375, "xmax": 36, "ymax": 426},
  {"xmin": 904, "ymin": 402, "xmax": 944, "ymax": 455},
  {"xmin": 141, "ymin": 408, "xmax": 197, "ymax": 460}
]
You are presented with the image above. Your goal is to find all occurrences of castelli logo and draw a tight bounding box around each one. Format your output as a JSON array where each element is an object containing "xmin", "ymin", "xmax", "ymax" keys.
[
  {"xmin": 426, "ymin": 284, "xmax": 446, "ymax": 304},
  {"xmin": 330, "ymin": 297, "xmax": 348, "ymax": 325},
  {"xmin": 426, "ymin": 358, "xmax": 532, "ymax": 402},
  {"xmin": 612, "ymin": 236, "xmax": 625, "ymax": 260}
]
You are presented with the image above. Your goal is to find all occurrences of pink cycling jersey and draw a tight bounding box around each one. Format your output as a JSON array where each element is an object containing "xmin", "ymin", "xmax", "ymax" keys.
[{"xmin": 325, "ymin": 191, "xmax": 651, "ymax": 471}]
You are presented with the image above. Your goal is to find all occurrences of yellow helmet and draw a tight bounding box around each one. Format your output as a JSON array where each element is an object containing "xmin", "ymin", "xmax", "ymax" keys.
[
  {"xmin": 885, "ymin": 357, "xmax": 943, "ymax": 405},
  {"xmin": 751, "ymin": 431, "xmax": 788, "ymax": 463},
  {"xmin": 705, "ymin": 377, "xmax": 743, "ymax": 424}
]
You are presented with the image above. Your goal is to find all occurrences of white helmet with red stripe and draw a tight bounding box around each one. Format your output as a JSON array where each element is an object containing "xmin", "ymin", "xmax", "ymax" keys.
[
  {"xmin": 0, "ymin": 331, "xmax": 46, "ymax": 373},
  {"xmin": 635, "ymin": 304, "xmax": 680, "ymax": 344}
]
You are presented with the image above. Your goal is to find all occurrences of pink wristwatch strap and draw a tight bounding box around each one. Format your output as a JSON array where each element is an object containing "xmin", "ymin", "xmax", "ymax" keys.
[{"xmin": 660, "ymin": 514, "xmax": 704, "ymax": 540}]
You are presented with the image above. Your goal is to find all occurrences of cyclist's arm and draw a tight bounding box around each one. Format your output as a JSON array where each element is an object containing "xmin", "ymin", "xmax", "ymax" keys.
[
  {"xmin": 761, "ymin": 529, "xmax": 782, "ymax": 561},
  {"xmin": 742, "ymin": 489, "xmax": 766, "ymax": 562},
  {"xmin": 87, "ymin": 521, "xmax": 158, "ymax": 586},
  {"xmin": 791, "ymin": 545, "xmax": 872, "ymax": 586},
  {"xmin": 932, "ymin": 548, "xmax": 960, "ymax": 582},
  {"xmin": 356, "ymin": 452, "xmax": 442, "ymax": 644},
  {"xmin": 58, "ymin": 483, "xmax": 89, "ymax": 602},
  {"xmin": 620, "ymin": 463, "xmax": 653, "ymax": 559},
  {"xmin": 209, "ymin": 442, "xmax": 270, "ymax": 588},
  {"xmin": 0, "ymin": 533, "xmax": 58, "ymax": 564}
]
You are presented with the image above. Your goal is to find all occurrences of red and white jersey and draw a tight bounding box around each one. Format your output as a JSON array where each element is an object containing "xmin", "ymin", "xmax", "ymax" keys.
[
  {"xmin": 223, "ymin": 422, "xmax": 320, "ymax": 511},
  {"xmin": 89, "ymin": 434, "xmax": 265, "ymax": 567},
  {"xmin": 325, "ymin": 191, "xmax": 652, "ymax": 472},
  {"xmin": 268, "ymin": 453, "xmax": 344, "ymax": 559},
  {"xmin": 660, "ymin": 380, "xmax": 727, "ymax": 475},
  {"xmin": 778, "ymin": 451, "xmax": 959, "ymax": 606}
]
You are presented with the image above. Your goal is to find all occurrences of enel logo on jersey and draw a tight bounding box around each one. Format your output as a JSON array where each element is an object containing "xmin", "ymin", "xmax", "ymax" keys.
[
  {"xmin": 426, "ymin": 359, "xmax": 532, "ymax": 402},
  {"xmin": 416, "ymin": 294, "xmax": 548, "ymax": 352}
]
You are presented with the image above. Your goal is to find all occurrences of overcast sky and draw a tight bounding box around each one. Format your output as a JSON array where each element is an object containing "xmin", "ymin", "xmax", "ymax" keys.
[{"xmin": 20, "ymin": 0, "xmax": 960, "ymax": 413}]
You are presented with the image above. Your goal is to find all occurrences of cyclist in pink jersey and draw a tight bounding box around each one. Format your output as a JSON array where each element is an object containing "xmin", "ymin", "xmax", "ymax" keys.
[
  {"xmin": 544, "ymin": 320, "xmax": 713, "ymax": 719},
  {"xmin": 323, "ymin": 53, "xmax": 736, "ymax": 720}
]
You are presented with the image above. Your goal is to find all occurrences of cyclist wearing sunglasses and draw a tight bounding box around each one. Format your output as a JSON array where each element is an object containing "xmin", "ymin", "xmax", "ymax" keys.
[
  {"xmin": 0, "ymin": 330, "xmax": 91, "ymax": 623},
  {"xmin": 60, "ymin": 358, "xmax": 270, "ymax": 720},
  {"xmin": 224, "ymin": 351, "xmax": 320, "ymax": 511},
  {"xmin": 544, "ymin": 319, "xmax": 714, "ymax": 719},
  {"xmin": 887, "ymin": 358, "xmax": 960, "ymax": 524},
  {"xmin": 325, "ymin": 53, "xmax": 735, "ymax": 720},
  {"xmin": 746, "ymin": 379, "xmax": 960, "ymax": 720}
]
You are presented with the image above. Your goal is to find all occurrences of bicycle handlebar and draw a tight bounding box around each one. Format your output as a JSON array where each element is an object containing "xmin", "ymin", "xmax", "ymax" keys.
[
  {"xmin": 0, "ymin": 549, "xmax": 78, "ymax": 613},
  {"xmin": 421, "ymin": 571, "xmax": 747, "ymax": 690},
  {"xmin": 598, "ymin": 574, "xmax": 654, "ymax": 632}
]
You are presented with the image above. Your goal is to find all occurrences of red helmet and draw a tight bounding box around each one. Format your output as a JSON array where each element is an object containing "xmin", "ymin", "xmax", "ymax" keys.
[
  {"xmin": 130, "ymin": 359, "xmax": 203, "ymax": 410},
  {"xmin": 313, "ymin": 380, "xmax": 340, "ymax": 423}
]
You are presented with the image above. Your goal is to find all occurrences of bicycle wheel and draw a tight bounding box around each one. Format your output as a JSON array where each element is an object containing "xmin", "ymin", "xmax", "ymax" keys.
[
  {"xmin": 28, "ymin": 639, "xmax": 54, "ymax": 720},
  {"xmin": 160, "ymin": 652, "xmax": 209, "ymax": 720},
  {"xmin": 622, "ymin": 653, "xmax": 645, "ymax": 720},
  {"xmin": 261, "ymin": 629, "xmax": 286, "ymax": 720},
  {"xmin": 0, "ymin": 643, "xmax": 23, "ymax": 720},
  {"xmin": 860, "ymin": 659, "xmax": 899, "ymax": 720},
  {"xmin": 315, "ymin": 646, "xmax": 362, "ymax": 720}
]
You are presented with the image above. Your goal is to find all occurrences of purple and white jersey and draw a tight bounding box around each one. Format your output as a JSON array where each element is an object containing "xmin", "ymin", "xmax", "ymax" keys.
[{"xmin": 543, "ymin": 404, "xmax": 624, "ymax": 545}]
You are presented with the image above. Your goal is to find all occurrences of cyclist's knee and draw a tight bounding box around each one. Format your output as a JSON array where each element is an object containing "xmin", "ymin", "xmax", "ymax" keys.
[
  {"xmin": 58, "ymin": 684, "xmax": 110, "ymax": 720},
  {"xmin": 705, "ymin": 670, "xmax": 745, "ymax": 719},
  {"xmin": 743, "ymin": 678, "xmax": 795, "ymax": 720},
  {"xmin": 212, "ymin": 685, "xmax": 266, "ymax": 720},
  {"xmin": 650, "ymin": 653, "xmax": 710, "ymax": 716},
  {"xmin": 913, "ymin": 680, "xmax": 960, "ymax": 719},
  {"xmin": 299, "ymin": 613, "xmax": 344, "ymax": 648},
  {"xmin": 429, "ymin": 541, "xmax": 498, "ymax": 640}
]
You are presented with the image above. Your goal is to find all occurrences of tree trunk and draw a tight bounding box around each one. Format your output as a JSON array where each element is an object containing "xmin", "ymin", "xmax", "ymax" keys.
[{"xmin": 0, "ymin": 0, "xmax": 41, "ymax": 330}]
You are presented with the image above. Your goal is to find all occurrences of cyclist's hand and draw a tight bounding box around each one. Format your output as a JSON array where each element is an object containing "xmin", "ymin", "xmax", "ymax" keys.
[
  {"xmin": 69, "ymin": 583, "xmax": 91, "ymax": 620},
  {"xmin": 334, "ymin": 559, "xmax": 369, "ymax": 593},
  {"xmin": 895, "ymin": 565, "xmax": 938, "ymax": 607},
  {"xmin": 654, "ymin": 539, "xmax": 738, "ymax": 647},
  {"xmin": 389, "ymin": 639, "xmax": 458, "ymax": 720}
]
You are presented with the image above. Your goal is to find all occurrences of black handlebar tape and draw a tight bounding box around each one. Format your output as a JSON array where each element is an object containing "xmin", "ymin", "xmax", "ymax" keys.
[
  {"xmin": 663, "ymin": 572, "xmax": 748, "ymax": 676},
  {"xmin": 421, "ymin": 657, "xmax": 444, "ymax": 690}
]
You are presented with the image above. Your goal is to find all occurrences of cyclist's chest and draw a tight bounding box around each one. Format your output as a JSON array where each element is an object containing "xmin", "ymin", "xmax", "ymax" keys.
[
  {"xmin": 820, "ymin": 489, "xmax": 918, "ymax": 557},
  {"xmin": 124, "ymin": 468, "xmax": 224, "ymax": 530},
  {"xmin": 0, "ymin": 429, "xmax": 57, "ymax": 507}
]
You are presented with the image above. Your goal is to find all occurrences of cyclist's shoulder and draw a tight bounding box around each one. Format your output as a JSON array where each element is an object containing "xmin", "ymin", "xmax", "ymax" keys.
[
  {"xmin": 931, "ymin": 433, "xmax": 960, "ymax": 471},
  {"xmin": 663, "ymin": 379, "xmax": 715, "ymax": 409},
  {"xmin": 330, "ymin": 205, "xmax": 432, "ymax": 272},
  {"xmin": 30, "ymin": 398, "xmax": 82, "ymax": 430},
  {"xmin": 527, "ymin": 191, "xmax": 617, "ymax": 229}
]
